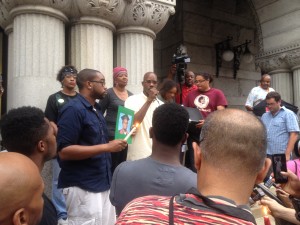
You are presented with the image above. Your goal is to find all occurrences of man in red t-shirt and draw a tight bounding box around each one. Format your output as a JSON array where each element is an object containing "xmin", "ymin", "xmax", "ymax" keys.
[{"xmin": 175, "ymin": 71, "xmax": 198, "ymax": 104}]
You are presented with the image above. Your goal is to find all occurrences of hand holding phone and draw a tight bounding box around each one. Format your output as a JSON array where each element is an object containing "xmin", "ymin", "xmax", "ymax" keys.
[{"xmin": 272, "ymin": 154, "xmax": 288, "ymax": 183}]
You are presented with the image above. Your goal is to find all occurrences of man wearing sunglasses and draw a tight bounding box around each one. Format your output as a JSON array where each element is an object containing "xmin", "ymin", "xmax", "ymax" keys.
[{"xmin": 125, "ymin": 72, "xmax": 163, "ymax": 161}]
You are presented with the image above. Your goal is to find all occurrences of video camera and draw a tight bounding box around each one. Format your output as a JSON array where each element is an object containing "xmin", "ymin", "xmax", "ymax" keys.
[{"xmin": 172, "ymin": 45, "xmax": 190, "ymax": 84}]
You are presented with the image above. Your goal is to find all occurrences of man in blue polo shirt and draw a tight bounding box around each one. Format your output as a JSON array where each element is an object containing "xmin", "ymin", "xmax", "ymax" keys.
[
  {"xmin": 261, "ymin": 91, "xmax": 299, "ymax": 161},
  {"xmin": 57, "ymin": 68, "xmax": 127, "ymax": 225}
]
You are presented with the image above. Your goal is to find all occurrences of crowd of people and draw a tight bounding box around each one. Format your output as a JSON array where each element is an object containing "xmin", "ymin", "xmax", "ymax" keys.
[{"xmin": 0, "ymin": 64, "xmax": 300, "ymax": 225}]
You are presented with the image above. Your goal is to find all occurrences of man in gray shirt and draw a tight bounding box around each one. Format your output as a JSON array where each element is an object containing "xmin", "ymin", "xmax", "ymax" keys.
[{"xmin": 110, "ymin": 103, "xmax": 197, "ymax": 215}]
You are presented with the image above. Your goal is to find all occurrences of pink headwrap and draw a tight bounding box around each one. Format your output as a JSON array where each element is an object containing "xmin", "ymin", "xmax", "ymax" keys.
[{"xmin": 113, "ymin": 67, "xmax": 128, "ymax": 81}]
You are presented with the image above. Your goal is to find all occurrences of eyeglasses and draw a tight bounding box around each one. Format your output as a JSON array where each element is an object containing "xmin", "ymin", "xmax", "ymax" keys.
[
  {"xmin": 144, "ymin": 80, "xmax": 157, "ymax": 85},
  {"xmin": 194, "ymin": 79, "xmax": 207, "ymax": 84},
  {"xmin": 90, "ymin": 80, "xmax": 106, "ymax": 86}
]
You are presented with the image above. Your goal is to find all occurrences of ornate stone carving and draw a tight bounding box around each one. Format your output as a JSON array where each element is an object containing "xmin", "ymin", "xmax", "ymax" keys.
[
  {"xmin": 255, "ymin": 54, "xmax": 289, "ymax": 72},
  {"xmin": 73, "ymin": 0, "xmax": 125, "ymax": 24},
  {"xmin": 48, "ymin": 0, "xmax": 73, "ymax": 12},
  {"xmin": 246, "ymin": 0, "xmax": 263, "ymax": 54},
  {"xmin": 117, "ymin": 0, "xmax": 175, "ymax": 33},
  {"xmin": 0, "ymin": 0, "xmax": 72, "ymax": 30},
  {"xmin": 255, "ymin": 42, "xmax": 300, "ymax": 72},
  {"xmin": 148, "ymin": 1, "xmax": 175, "ymax": 32},
  {"xmin": 281, "ymin": 49, "xmax": 300, "ymax": 69},
  {"xmin": 0, "ymin": 1, "xmax": 11, "ymax": 28},
  {"xmin": 0, "ymin": 0, "xmax": 176, "ymax": 35}
]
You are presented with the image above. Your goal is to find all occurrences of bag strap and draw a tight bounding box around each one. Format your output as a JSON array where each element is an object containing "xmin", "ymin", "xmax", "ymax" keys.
[
  {"xmin": 294, "ymin": 160, "xmax": 298, "ymax": 177},
  {"xmin": 169, "ymin": 188, "xmax": 256, "ymax": 225},
  {"xmin": 168, "ymin": 195, "xmax": 176, "ymax": 225}
]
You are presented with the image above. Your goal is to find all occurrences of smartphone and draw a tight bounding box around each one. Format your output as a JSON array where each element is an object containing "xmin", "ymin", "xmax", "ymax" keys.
[{"xmin": 272, "ymin": 154, "xmax": 288, "ymax": 183}]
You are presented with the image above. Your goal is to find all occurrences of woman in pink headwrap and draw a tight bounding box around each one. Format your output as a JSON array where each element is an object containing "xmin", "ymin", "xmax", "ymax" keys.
[{"xmin": 100, "ymin": 67, "xmax": 133, "ymax": 173}]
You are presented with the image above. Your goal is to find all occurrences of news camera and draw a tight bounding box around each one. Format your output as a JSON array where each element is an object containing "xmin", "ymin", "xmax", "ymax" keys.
[{"xmin": 172, "ymin": 45, "xmax": 190, "ymax": 84}]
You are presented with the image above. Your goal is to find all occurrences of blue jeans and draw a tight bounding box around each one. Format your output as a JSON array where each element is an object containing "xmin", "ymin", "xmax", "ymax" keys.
[{"xmin": 52, "ymin": 158, "xmax": 68, "ymax": 220}]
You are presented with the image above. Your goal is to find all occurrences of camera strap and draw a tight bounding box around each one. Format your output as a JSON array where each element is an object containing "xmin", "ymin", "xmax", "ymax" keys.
[{"xmin": 168, "ymin": 188, "xmax": 256, "ymax": 225}]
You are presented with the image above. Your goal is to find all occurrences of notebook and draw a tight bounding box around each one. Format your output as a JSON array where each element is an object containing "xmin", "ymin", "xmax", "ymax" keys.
[{"xmin": 183, "ymin": 106, "xmax": 203, "ymax": 122}]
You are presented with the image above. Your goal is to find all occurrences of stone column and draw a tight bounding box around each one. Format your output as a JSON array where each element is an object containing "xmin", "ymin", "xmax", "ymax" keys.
[
  {"xmin": 9, "ymin": 5, "xmax": 67, "ymax": 109},
  {"xmin": 269, "ymin": 69, "xmax": 293, "ymax": 103},
  {"xmin": 115, "ymin": 0, "xmax": 175, "ymax": 93},
  {"xmin": 116, "ymin": 27, "xmax": 155, "ymax": 93},
  {"xmin": 4, "ymin": 25, "xmax": 14, "ymax": 110},
  {"xmin": 256, "ymin": 42, "xmax": 300, "ymax": 106},
  {"xmin": 292, "ymin": 66, "xmax": 300, "ymax": 108},
  {"xmin": 70, "ymin": 17, "xmax": 115, "ymax": 87}
]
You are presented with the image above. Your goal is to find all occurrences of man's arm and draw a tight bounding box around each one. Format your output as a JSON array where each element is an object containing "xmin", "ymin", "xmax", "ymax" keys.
[
  {"xmin": 286, "ymin": 132, "xmax": 299, "ymax": 160},
  {"xmin": 132, "ymin": 89, "xmax": 158, "ymax": 124},
  {"xmin": 59, "ymin": 140, "xmax": 127, "ymax": 160},
  {"xmin": 245, "ymin": 105, "xmax": 253, "ymax": 111},
  {"xmin": 261, "ymin": 196, "xmax": 300, "ymax": 225},
  {"xmin": 216, "ymin": 90, "xmax": 227, "ymax": 110},
  {"xmin": 45, "ymin": 94, "xmax": 58, "ymax": 122},
  {"xmin": 166, "ymin": 64, "xmax": 176, "ymax": 80},
  {"xmin": 280, "ymin": 171, "xmax": 300, "ymax": 198},
  {"xmin": 217, "ymin": 105, "xmax": 225, "ymax": 110},
  {"xmin": 245, "ymin": 88, "xmax": 254, "ymax": 111},
  {"xmin": 57, "ymin": 104, "xmax": 127, "ymax": 160},
  {"xmin": 133, "ymin": 100, "xmax": 153, "ymax": 124}
]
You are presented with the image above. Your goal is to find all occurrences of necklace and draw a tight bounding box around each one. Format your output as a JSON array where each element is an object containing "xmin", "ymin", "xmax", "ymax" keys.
[{"xmin": 61, "ymin": 90, "xmax": 77, "ymax": 96}]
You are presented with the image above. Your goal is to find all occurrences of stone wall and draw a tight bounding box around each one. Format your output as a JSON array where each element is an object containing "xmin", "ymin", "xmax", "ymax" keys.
[{"xmin": 155, "ymin": 0, "xmax": 262, "ymax": 110}]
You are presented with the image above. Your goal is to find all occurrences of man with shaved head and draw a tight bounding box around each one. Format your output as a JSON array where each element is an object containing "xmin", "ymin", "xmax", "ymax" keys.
[
  {"xmin": 0, "ymin": 152, "xmax": 44, "ymax": 225},
  {"xmin": 117, "ymin": 109, "xmax": 271, "ymax": 224},
  {"xmin": 125, "ymin": 72, "xmax": 163, "ymax": 160},
  {"xmin": 245, "ymin": 74, "xmax": 275, "ymax": 111},
  {"xmin": 0, "ymin": 106, "xmax": 58, "ymax": 225}
]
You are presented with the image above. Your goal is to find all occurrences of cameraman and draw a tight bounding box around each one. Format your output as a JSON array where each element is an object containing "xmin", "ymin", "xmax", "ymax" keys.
[{"xmin": 175, "ymin": 71, "xmax": 197, "ymax": 104}]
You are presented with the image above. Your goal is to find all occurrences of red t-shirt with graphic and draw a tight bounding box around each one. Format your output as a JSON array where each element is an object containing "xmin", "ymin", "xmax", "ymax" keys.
[{"xmin": 183, "ymin": 88, "xmax": 227, "ymax": 118}]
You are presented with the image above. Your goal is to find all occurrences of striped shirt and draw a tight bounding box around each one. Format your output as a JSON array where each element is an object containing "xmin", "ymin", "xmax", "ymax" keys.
[
  {"xmin": 261, "ymin": 106, "xmax": 299, "ymax": 155},
  {"xmin": 116, "ymin": 194, "xmax": 255, "ymax": 225}
]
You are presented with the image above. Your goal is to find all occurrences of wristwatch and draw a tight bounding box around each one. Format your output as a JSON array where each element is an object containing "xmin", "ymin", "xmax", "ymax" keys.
[{"xmin": 290, "ymin": 195, "xmax": 300, "ymax": 221}]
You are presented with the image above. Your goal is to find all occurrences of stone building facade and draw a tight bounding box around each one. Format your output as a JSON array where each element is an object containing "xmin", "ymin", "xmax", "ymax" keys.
[
  {"xmin": 0, "ymin": 0, "xmax": 300, "ymax": 111},
  {"xmin": 0, "ymin": 0, "xmax": 300, "ymax": 199},
  {"xmin": 0, "ymin": 0, "xmax": 176, "ymax": 111}
]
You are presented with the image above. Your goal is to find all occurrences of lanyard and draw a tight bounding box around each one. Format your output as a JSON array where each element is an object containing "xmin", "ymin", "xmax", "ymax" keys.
[{"xmin": 168, "ymin": 188, "xmax": 256, "ymax": 225}]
